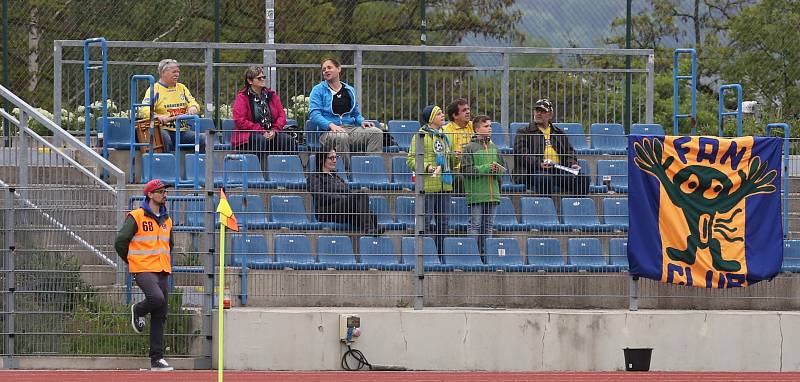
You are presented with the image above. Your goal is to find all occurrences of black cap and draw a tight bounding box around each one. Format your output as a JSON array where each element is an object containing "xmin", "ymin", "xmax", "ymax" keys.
[{"xmin": 535, "ymin": 99, "xmax": 553, "ymax": 112}]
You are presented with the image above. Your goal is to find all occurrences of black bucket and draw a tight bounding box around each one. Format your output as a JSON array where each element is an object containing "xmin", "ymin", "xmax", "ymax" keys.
[{"xmin": 623, "ymin": 347, "xmax": 653, "ymax": 371}]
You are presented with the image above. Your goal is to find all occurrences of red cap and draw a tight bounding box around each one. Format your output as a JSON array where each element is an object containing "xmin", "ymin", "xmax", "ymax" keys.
[{"xmin": 143, "ymin": 179, "xmax": 171, "ymax": 195}]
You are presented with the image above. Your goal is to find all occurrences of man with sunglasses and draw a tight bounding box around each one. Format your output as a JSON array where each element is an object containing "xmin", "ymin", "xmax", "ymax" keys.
[{"xmin": 114, "ymin": 179, "xmax": 175, "ymax": 371}]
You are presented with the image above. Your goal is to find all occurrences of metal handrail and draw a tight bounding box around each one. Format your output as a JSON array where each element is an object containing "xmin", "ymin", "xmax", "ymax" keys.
[
  {"xmin": 673, "ymin": 48, "xmax": 697, "ymax": 135},
  {"xmin": 83, "ymin": 38, "xmax": 108, "ymax": 149},
  {"xmin": 718, "ymin": 83, "xmax": 743, "ymax": 137}
]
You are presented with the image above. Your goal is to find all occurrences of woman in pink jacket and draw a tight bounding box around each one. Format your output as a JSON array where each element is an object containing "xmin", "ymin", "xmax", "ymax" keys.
[{"xmin": 232, "ymin": 65, "xmax": 298, "ymax": 170}]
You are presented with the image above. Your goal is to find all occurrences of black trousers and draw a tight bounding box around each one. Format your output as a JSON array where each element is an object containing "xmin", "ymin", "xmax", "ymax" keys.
[
  {"xmin": 523, "ymin": 172, "xmax": 590, "ymax": 196},
  {"xmin": 133, "ymin": 272, "xmax": 169, "ymax": 361},
  {"xmin": 317, "ymin": 193, "xmax": 377, "ymax": 231}
]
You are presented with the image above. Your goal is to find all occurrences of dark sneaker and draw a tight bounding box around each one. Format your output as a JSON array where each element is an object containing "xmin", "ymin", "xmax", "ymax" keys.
[
  {"xmin": 150, "ymin": 358, "xmax": 173, "ymax": 371},
  {"xmin": 131, "ymin": 304, "xmax": 145, "ymax": 334}
]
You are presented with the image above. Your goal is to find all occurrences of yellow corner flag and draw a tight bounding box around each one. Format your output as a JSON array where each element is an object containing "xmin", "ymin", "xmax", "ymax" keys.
[
  {"xmin": 216, "ymin": 188, "xmax": 239, "ymax": 382},
  {"xmin": 216, "ymin": 189, "xmax": 239, "ymax": 232}
]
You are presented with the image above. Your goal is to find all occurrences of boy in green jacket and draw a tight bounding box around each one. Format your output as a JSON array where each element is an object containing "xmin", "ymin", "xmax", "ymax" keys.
[
  {"xmin": 407, "ymin": 105, "xmax": 457, "ymax": 254},
  {"xmin": 461, "ymin": 115, "xmax": 506, "ymax": 255}
]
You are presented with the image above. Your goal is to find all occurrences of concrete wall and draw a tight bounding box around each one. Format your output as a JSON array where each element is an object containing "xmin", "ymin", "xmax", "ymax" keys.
[{"xmin": 214, "ymin": 308, "xmax": 800, "ymax": 371}]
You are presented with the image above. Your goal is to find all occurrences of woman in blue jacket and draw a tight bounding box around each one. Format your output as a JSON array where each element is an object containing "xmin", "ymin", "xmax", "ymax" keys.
[{"xmin": 308, "ymin": 58, "xmax": 383, "ymax": 170}]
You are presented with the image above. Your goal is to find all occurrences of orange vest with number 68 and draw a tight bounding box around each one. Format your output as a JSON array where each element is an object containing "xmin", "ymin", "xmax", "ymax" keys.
[{"xmin": 127, "ymin": 208, "xmax": 172, "ymax": 273}]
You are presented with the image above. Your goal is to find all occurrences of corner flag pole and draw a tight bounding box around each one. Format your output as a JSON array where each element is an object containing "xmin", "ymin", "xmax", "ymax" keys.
[{"xmin": 215, "ymin": 188, "xmax": 238, "ymax": 382}]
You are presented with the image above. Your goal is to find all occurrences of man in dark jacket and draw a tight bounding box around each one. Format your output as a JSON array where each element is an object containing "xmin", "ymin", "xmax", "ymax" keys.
[
  {"xmin": 513, "ymin": 99, "xmax": 589, "ymax": 195},
  {"xmin": 308, "ymin": 145, "xmax": 384, "ymax": 235}
]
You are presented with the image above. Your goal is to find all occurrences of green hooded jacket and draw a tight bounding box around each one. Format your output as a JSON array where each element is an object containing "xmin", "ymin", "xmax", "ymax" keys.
[{"xmin": 461, "ymin": 134, "xmax": 506, "ymax": 205}]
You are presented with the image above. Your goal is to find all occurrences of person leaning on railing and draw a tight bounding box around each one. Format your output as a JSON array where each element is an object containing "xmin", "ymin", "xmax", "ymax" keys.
[
  {"xmin": 232, "ymin": 65, "xmax": 298, "ymax": 173},
  {"xmin": 137, "ymin": 58, "xmax": 206, "ymax": 153},
  {"xmin": 308, "ymin": 57, "xmax": 383, "ymax": 171},
  {"xmin": 512, "ymin": 98, "xmax": 588, "ymax": 195},
  {"xmin": 307, "ymin": 144, "xmax": 384, "ymax": 236}
]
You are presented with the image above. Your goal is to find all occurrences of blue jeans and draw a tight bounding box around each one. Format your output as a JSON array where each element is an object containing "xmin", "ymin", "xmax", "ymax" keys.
[
  {"xmin": 469, "ymin": 202, "xmax": 497, "ymax": 254},
  {"xmin": 160, "ymin": 128, "xmax": 206, "ymax": 153},
  {"xmin": 424, "ymin": 193, "xmax": 451, "ymax": 254}
]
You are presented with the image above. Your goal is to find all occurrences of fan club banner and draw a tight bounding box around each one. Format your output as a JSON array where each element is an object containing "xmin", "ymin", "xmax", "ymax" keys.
[{"xmin": 628, "ymin": 135, "xmax": 783, "ymax": 288}]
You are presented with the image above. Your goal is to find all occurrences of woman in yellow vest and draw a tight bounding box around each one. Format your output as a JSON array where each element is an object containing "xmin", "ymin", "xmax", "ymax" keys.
[{"xmin": 114, "ymin": 179, "xmax": 174, "ymax": 371}]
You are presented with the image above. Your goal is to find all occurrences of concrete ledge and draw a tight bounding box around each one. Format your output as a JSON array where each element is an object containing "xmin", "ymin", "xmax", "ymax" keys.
[
  {"xmin": 0, "ymin": 356, "xmax": 207, "ymax": 370},
  {"xmin": 213, "ymin": 308, "xmax": 800, "ymax": 371}
]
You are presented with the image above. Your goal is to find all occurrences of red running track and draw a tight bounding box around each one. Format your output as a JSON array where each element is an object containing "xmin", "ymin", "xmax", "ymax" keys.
[{"xmin": 3, "ymin": 371, "xmax": 800, "ymax": 382}]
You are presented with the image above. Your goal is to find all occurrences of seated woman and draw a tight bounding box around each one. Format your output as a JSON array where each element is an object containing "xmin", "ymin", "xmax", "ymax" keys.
[
  {"xmin": 307, "ymin": 145, "xmax": 384, "ymax": 235},
  {"xmin": 232, "ymin": 65, "xmax": 298, "ymax": 171},
  {"xmin": 138, "ymin": 58, "xmax": 206, "ymax": 153},
  {"xmin": 308, "ymin": 58, "xmax": 383, "ymax": 171}
]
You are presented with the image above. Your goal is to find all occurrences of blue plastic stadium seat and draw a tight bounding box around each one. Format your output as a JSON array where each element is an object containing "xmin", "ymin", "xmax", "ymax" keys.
[
  {"xmin": 509, "ymin": 122, "xmax": 528, "ymax": 146},
  {"xmin": 304, "ymin": 120, "xmax": 321, "ymax": 150},
  {"xmin": 553, "ymin": 122, "xmax": 595, "ymax": 155},
  {"xmin": 369, "ymin": 196, "xmax": 405, "ymax": 230},
  {"xmin": 490, "ymin": 122, "xmax": 512, "ymax": 154},
  {"xmin": 519, "ymin": 197, "xmax": 565, "ymax": 232},
  {"xmin": 100, "ymin": 117, "xmax": 133, "ymax": 149},
  {"xmin": 317, "ymin": 235, "xmax": 359, "ymax": 268},
  {"xmin": 578, "ymin": 158, "xmax": 604, "ymax": 193},
  {"xmin": 267, "ymin": 155, "xmax": 307, "ymax": 189},
  {"xmin": 448, "ymin": 197, "xmax": 470, "ymax": 231},
  {"xmin": 568, "ymin": 238, "xmax": 607, "ymax": 271},
  {"xmin": 630, "ymin": 123, "xmax": 665, "ymax": 136},
  {"xmin": 392, "ymin": 156, "xmax": 414, "ymax": 189},
  {"xmin": 595, "ymin": 160, "xmax": 628, "ymax": 193},
  {"xmin": 590, "ymin": 123, "xmax": 627, "ymax": 155},
  {"xmin": 183, "ymin": 198, "xmax": 206, "ymax": 230},
  {"xmin": 442, "ymin": 237, "xmax": 484, "ymax": 270},
  {"xmin": 213, "ymin": 119, "xmax": 234, "ymax": 150},
  {"xmin": 396, "ymin": 196, "xmax": 417, "ymax": 227},
  {"xmin": 222, "ymin": 154, "xmax": 273, "ymax": 188},
  {"xmin": 229, "ymin": 233, "xmax": 272, "ymax": 268},
  {"xmin": 308, "ymin": 154, "xmax": 348, "ymax": 181},
  {"xmin": 358, "ymin": 236, "xmax": 402, "ymax": 268},
  {"xmin": 500, "ymin": 174, "xmax": 526, "ymax": 193},
  {"xmin": 387, "ymin": 120, "xmax": 421, "ymax": 151},
  {"xmin": 274, "ymin": 235, "xmax": 318, "ymax": 269},
  {"xmin": 350, "ymin": 155, "xmax": 397, "ymax": 190},
  {"xmin": 782, "ymin": 240, "xmax": 800, "ymax": 272},
  {"xmin": 603, "ymin": 198, "xmax": 629, "ymax": 232},
  {"xmin": 269, "ymin": 195, "xmax": 321, "ymax": 230},
  {"xmin": 609, "ymin": 238, "xmax": 629, "ymax": 269},
  {"xmin": 493, "ymin": 197, "xmax": 525, "ymax": 231},
  {"xmin": 484, "ymin": 237, "xmax": 524, "ymax": 270},
  {"xmin": 239, "ymin": 194, "xmax": 272, "ymax": 229},
  {"xmin": 526, "ymin": 238, "xmax": 569, "ymax": 271},
  {"xmin": 184, "ymin": 154, "xmax": 224, "ymax": 188},
  {"xmin": 142, "ymin": 153, "xmax": 190, "ymax": 187},
  {"xmin": 561, "ymin": 197, "xmax": 611, "ymax": 232},
  {"xmin": 400, "ymin": 236, "xmax": 440, "ymax": 267}
]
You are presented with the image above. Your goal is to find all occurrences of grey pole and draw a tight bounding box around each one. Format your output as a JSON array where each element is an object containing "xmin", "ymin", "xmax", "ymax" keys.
[
  {"xmin": 629, "ymin": 276, "xmax": 639, "ymax": 311},
  {"xmin": 645, "ymin": 54, "xmax": 654, "ymax": 123},
  {"xmin": 354, "ymin": 49, "xmax": 363, "ymax": 111},
  {"xmin": 53, "ymin": 43, "xmax": 62, "ymax": 146},
  {"xmin": 3, "ymin": 185, "xmax": 16, "ymax": 368},
  {"xmin": 264, "ymin": 0, "xmax": 277, "ymax": 90},
  {"xmin": 2, "ymin": 0, "xmax": 9, "ymax": 147},
  {"xmin": 413, "ymin": 131, "xmax": 425, "ymax": 310},
  {"xmin": 501, "ymin": 52, "xmax": 510, "ymax": 130}
]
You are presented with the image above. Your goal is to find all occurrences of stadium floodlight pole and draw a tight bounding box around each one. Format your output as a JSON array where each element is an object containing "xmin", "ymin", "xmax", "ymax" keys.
[
  {"xmin": 214, "ymin": 0, "xmax": 220, "ymax": 127},
  {"xmin": 264, "ymin": 0, "xmax": 276, "ymax": 90},
  {"xmin": 2, "ymin": 0, "xmax": 9, "ymax": 147},
  {"xmin": 624, "ymin": 0, "xmax": 632, "ymax": 130},
  {"xmin": 419, "ymin": 0, "xmax": 427, "ymax": 110}
]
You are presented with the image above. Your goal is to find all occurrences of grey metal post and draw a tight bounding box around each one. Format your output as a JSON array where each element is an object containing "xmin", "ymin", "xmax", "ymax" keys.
[
  {"xmin": 500, "ymin": 52, "xmax": 510, "ymax": 129},
  {"xmin": 53, "ymin": 42, "xmax": 62, "ymax": 136},
  {"xmin": 115, "ymin": 177, "xmax": 126, "ymax": 286},
  {"xmin": 354, "ymin": 49, "xmax": 363, "ymax": 112},
  {"xmin": 629, "ymin": 276, "xmax": 639, "ymax": 311},
  {"xmin": 17, "ymin": 113, "xmax": 28, "ymax": 198},
  {"xmin": 264, "ymin": 1, "xmax": 277, "ymax": 90},
  {"xmin": 413, "ymin": 131, "xmax": 425, "ymax": 310},
  {"xmin": 204, "ymin": 48, "xmax": 214, "ymax": 119},
  {"xmin": 200, "ymin": 134, "xmax": 215, "ymax": 368},
  {"xmin": 645, "ymin": 54, "xmax": 654, "ymax": 124},
  {"xmin": 4, "ymin": 186, "xmax": 16, "ymax": 368}
]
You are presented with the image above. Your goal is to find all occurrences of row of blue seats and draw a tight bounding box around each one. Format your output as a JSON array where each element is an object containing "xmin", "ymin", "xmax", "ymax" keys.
[
  {"xmin": 102, "ymin": 116, "xmax": 663, "ymax": 156},
  {"xmin": 227, "ymin": 234, "xmax": 629, "ymax": 272},
  {"xmin": 142, "ymin": 153, "xmax": 629, "ymax": 193},
  {"xmin": 138, "ymin": 194, "xmax": 628, "ymax": 233}
]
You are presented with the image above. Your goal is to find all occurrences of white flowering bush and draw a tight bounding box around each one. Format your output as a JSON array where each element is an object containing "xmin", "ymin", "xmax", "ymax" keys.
[
  {"xmin": 217, "ymin": 103, "xmax": 233, "ymax": 119},
  {"xmin": 284, "ymin": 94, "xmax": 309, "ymax": 128}
]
